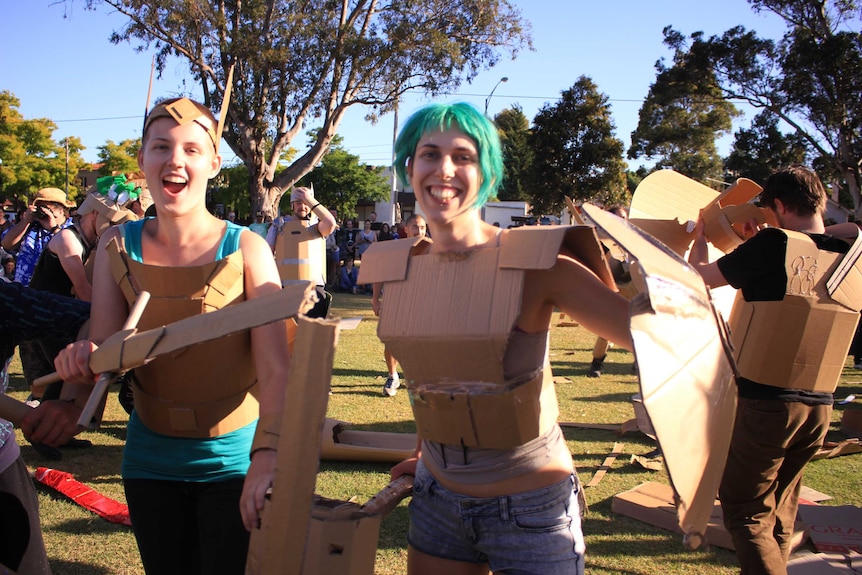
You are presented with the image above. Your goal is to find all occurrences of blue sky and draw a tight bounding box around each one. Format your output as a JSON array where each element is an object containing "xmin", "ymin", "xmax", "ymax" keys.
[{"xmin": 1, "ymin": 1, "xmax": 788, "ymax": 168}]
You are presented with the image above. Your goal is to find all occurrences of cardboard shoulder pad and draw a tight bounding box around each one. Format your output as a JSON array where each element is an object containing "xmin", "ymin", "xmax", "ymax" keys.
[
  {"xmin": 357, "ymin": 236, "xmax": 431, "ymax": 284},
  {"xmin": 500, "ymin": 226, "xmax": 569, "ymax": 270}
]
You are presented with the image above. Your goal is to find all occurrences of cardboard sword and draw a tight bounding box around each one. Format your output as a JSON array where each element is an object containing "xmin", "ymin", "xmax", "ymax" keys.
[{"xmin": 3, "ymin": 282, "xmax": 317, "ymax": 429}]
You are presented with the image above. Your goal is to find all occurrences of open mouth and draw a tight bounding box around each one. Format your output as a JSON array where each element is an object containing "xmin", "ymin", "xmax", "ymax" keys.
[{"xmin": 163, "ymin": 176, "xmax": 187, "ymax": 195}]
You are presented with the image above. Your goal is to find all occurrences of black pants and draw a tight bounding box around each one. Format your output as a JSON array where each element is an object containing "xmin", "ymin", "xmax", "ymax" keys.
[
  {"xmin": 124, "ymin": 477, "xmax": 249, "ymax": 575},
  {"xmin": 306, "ymin": 286, "xmax": 332, "ymax": 319}
]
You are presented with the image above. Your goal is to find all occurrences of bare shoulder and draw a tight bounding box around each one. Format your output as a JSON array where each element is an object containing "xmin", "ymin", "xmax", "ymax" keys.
[{"xmin": 239, "ymin": 228, "xmax": 281, "ymax": 294}]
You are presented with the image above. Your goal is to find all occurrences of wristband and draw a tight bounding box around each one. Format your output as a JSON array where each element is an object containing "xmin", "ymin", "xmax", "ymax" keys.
[
  {"xmin": 309, "ymin": 203, "xmax": 321, "ymax": 212},
  {"xmin": 251, "ymin": 412, "xmax": 281, "ymax": 458}
]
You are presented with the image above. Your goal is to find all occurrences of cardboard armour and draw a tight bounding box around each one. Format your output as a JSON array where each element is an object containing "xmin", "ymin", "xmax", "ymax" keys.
[
  {"xmin": 729, "ymin": 229, "xmax": 862, "ymax": 392},
  {"xmin": 582, "ymin": 204, "xmax": 737, "ymax": 547},
  {"xmin": 107, "ymin": 238, "xmax": 261, "ymax": 437},
  {"xmin": 275, "ymin": 219, "xmax": 326, "ymax": 287},
  {"xmin": 357, "ymin": 227, "xmax": 617, "ymax": 449}
]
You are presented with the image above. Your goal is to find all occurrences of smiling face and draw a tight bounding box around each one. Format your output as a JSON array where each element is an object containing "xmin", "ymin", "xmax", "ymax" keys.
[
  {"xmin": 137, "ymin": 116, "xmax": 221, "ymax": 217},
  {"xmin": 407, "ymin": 127, "xmax": 481, "ymax": 225},
  {"xmin": 292, "ymin": 200, "xmax": 310, "ymax": 219}
]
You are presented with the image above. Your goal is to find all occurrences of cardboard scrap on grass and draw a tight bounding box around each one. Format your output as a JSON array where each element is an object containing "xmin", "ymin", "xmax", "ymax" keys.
[
  {"xmin": 787, "ymin": 551, "xmax": 862, "ymax": 575},
  {"xmin": 796, "ymin": 505, "xmax": 862, "ymax": 554},
  {"xmin": 611, "ymin": 481, "xmax": 807, "ymax": 552}
]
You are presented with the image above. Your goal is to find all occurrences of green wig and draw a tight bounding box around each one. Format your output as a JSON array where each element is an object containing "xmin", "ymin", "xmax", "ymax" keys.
[{"xmin": 394, "ymin": 102, "xmax": 503, "ymax": 209}]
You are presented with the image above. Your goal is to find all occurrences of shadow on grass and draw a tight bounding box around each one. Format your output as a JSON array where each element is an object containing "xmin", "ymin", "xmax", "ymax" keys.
[
  {"xmin": 24, "ymin": 443, "xmax": 127, "ymax": 482},
  {"xmin": 332, "ymin": 367, "xmax": 390, "ymax": 379},
  {"xmin": 39, "ymin": 514, "xmax": 131, "ymax": 537},
  {"xmin": 47, "ymin": 559, "xmax": 118, "ymax": 575}
]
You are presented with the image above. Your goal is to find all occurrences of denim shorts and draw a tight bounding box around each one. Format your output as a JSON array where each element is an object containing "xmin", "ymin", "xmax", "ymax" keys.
[{"xmin": 408, "ymin": 462, "xmax": 585, "ymax": 575}]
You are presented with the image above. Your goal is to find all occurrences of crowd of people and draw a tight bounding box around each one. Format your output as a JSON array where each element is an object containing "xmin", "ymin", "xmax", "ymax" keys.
[{"xmin": 0, "ymin": 95, "xmax": 855, "ymax": 575}]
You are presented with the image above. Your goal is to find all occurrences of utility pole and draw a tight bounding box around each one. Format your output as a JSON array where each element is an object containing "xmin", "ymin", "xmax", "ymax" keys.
[{"xmin": 64, "ymin": 138, "xmax": 70, "ymax": 195}]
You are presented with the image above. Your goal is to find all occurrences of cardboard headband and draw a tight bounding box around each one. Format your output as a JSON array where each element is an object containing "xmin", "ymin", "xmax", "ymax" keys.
[
  {"xmin": 141, "ymin": 65, "xmax": 234, "ymax": 155},
  {"xmin": 142, "ymin": 98, "xmax": 219, "ymax": 151}
]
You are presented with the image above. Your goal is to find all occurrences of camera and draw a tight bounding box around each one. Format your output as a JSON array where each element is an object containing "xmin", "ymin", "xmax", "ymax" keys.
[{"xmin": 33, "ymin": 205, "xmax": 49, "ymax": 220}]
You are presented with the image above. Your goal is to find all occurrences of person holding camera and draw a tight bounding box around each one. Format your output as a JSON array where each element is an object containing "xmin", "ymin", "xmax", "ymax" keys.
[{"xmin": 1, "ymin": 188, "xmax": 74, "ymax": 286}]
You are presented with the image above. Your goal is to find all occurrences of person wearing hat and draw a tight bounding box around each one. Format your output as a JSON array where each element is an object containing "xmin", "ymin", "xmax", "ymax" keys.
[
  {"xmin": 23, "ymin": 179, "xmax": 139, "ymax": 458},
  {"xmin": 31, "ymin": 176, "xmax": 140, "ymax": 302},
  {"xmin": 1, "ymin": 188, "xmax": 75, "ymax": 286}
]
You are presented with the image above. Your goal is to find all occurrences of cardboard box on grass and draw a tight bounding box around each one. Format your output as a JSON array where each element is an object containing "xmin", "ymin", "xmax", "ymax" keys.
[
  {"xmin": 796, "ymin": 505, "xmax": 862, "ymax": 554},
  {"xmin": 787, "ymin": 551, "xmax": 862, "ymax": 575},
  {"xmin": 612, "ymin": 481, "xmax": 808, "ymax": 552}
]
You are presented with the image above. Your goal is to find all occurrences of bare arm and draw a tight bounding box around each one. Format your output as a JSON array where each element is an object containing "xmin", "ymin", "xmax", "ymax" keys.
[
  {"xmin": 372, "ymin": 282, "xmax": 383, "ymax": 315},
  {"xmin": 520, "ymin": 254, "xmax": 633, "ymax": 350},
  {"xmin": 825, "ymin": 221, "xmax": 862, "ymax": 240},
  {"xmin": 50, "ymin": 228, "xmax": 92, "ymax": 302},
  {"xmin": 687, "ymin": 219, "xmax": 729, "ymax": 289},
  {"xmin": 1, "ymin": 210, "xmax": 35, "ymax": 251}
]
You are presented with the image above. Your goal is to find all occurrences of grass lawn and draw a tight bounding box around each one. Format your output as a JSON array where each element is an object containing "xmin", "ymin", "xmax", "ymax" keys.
[{"xmin": 7, "ymin": 292, "xmax": 862, "ymax": 574}]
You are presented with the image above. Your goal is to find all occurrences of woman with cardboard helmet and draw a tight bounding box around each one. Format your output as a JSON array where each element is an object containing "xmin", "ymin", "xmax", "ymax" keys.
[
  {"xmin": 41, "ymin": 96, "xmax": 292, "ymax": 575},
  {"xmin": 361, "ymin": 102, "xmax": 632, "ymax": 575}
]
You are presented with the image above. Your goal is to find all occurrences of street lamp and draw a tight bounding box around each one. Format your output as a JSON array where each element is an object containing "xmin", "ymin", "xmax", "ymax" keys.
[{"xmin": 484, "ymin": 76, "xmax": 508, "ymax": 117}]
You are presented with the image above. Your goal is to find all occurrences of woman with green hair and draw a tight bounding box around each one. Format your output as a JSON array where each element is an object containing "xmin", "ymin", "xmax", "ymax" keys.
[{"xmin": 363, "ymin": 102, "xmax": 632, "ymax": 575}]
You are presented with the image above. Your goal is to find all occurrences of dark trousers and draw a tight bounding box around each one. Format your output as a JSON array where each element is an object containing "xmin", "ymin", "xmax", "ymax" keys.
[
  {"xmin": 0, "ymin": 456, "xmax": 51, "ymax": 574},
  {"xmin": 719, "ymin": 398, "xmax": 831, "ymax": 575},
  {"xmin": 124, "ymin": 477, "xmax": 249, "ymax": 575},
  {"xmin": 20, "ymin": 337, "xmax": 66, "ymax": 400}
]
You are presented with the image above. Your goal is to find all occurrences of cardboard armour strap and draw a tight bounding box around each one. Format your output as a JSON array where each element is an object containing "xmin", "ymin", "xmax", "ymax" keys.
[{"xmin": 582, "ymin": 204, "xmax": 738, "ymax": 548}]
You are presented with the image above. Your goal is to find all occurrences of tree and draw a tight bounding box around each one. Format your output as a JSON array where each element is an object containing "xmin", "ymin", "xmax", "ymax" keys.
[
  {"xmin": 298, "ymin": 144, "xmax": 389, "ymax": 220},
  {"xmin": 0, "ymin": 91, "xmax": 88, "ymax": 204},
  {"xmin": 212, "ymin": 162, "xmax": 251, "ymax": 221},
  {"xmin": 494, "ymin": 105, "xmax": 532, "ymax": 202},
  {"xmin": 628, "ymin": 42, "xmax": 739, "ymax": 184},
  {"xmin": 663, "ymin": 1, "xmax": 862, "ymax": 215},
  {"xmin": 98, "ymin": 138, "xmax": 141, "ymax": 175},
  {"xmin": 527, "ymin": 76, "xmax": 628, "ymax": 215},
  {"xmin": 726, "ymin": 110, "xmax": 809, "ymax": 184},
  {"xmin": 72, "ymin": 0, "xmax": 531, "ymax": 218}
]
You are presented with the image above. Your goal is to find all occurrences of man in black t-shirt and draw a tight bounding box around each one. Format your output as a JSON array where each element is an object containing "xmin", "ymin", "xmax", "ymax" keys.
[{"xmin": 689, "ymin": 166, "xmax": 853, "ymax": 575}]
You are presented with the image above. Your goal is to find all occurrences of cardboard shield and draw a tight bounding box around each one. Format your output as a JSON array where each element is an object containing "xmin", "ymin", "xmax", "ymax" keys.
[{"xmin": 582, "ymin": 204, "xmax": 738, "ymax": 547}]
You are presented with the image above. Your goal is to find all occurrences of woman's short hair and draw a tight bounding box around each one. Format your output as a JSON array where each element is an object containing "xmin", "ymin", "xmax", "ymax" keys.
[{"xmin": 394, "ymin": 102, "xmax": 503, "ymax": 209}]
